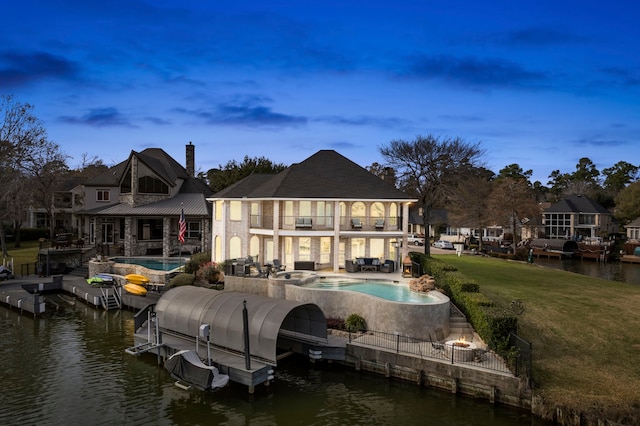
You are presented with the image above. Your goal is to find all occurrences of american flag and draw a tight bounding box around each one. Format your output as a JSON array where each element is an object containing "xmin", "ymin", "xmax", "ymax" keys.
[{"xmin": 178, "ymin": 208, "xmax": 186, "ymax": 244}]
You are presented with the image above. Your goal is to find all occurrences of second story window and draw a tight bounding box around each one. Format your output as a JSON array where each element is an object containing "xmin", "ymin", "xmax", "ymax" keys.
[{"xmin": 97, "ymin": 190, "xmax": 110, "ymax": 202}]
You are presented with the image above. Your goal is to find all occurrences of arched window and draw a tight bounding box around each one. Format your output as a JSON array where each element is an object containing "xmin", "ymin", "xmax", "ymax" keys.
[
  {"xmin": 229, "ymin": 236, "xmax": 241, "ymax": 259},
  {"xmin": 351, "ymin": 202, "xmax": 365, "ymax": 220}
]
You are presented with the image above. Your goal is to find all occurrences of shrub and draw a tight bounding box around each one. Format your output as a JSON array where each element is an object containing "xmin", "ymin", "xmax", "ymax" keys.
[
  {"xmin": 345, "ymin": 313, "xmax": 366, "ymax": 332},
  {"xmin": 167, "ymin": 273, "xmax": 195, "ymax": 289},
  {"xmin": 326, "ymin": 317, "xmax": 345, "ymax": 330},
  {"xmin": 184, "ymin": 252, "xmax": 211, "ymax": 274},
  {"xmin": 198, "ymin": 261, "xmax": 224, "ymax": 283}
]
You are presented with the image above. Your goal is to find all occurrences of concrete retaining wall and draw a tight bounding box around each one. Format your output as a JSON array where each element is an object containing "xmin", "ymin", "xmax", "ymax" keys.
[
  {"xmin": 346, "ymin": 344, "xmax": 530, "ymax": 409},
  {"xmin": 284, "ymin": 284, "xmax": 450, "ymax": 341}
]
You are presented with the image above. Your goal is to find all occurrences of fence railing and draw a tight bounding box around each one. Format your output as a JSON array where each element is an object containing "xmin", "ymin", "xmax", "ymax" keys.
[{"xmin": 346, "ymin": 329, "xmax": 515, "ymax": 375}]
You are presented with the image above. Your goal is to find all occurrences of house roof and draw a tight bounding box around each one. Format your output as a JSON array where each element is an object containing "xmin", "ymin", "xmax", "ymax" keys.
[
  {"xmin": 545, "ymin": 194, "xmax": 610, "ymax": 214},
  {"xmin": 84, "ymin": 148, "xmax": 191, "ymax": 187},
  {"xmin": 83, "ymin": 147, "xmax": 212, "ymax": 217},
  {"xmin": 626, "ymin": 218, "xmax": 640, "ymax": 228},
  {"xmin": 86, "ymin": 193, "xmax": 211, "ymax": 216},
  {"xmin": 212, "ymin": 150, "xmax": 414, "ymax": 201}
]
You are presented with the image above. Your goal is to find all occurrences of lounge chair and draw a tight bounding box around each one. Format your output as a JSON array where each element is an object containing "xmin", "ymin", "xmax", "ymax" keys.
[
  {"xmin": 374, "ymin": 219, "xmax": 384, "ymax": 229},
  {"xmin": 351, "ymin": 218, "xmax": 363, "ymax": 229}
]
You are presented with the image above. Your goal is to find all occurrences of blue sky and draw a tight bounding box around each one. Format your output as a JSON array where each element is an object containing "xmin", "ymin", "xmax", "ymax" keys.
[{"xmin": 2, "ymin": 0, "xmax": 638, "ymax": 184}]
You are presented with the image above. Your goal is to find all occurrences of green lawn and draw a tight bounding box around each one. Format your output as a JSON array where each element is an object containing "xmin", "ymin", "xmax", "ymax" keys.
[
  {"xmin": 1, "ymin": 240, "xmax": 41, "ymax": 273},
  {"xmin": 434, "ymin": 254, "xmax": 640, "ymax": 419}
]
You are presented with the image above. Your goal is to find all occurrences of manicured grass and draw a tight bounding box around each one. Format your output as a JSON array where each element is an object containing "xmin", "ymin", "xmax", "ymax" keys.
[
  {"xmin": 434, "ymin": 254, "xmax": 640, "ymax": 418},
  {"xmin": 1, "ymin": 240, "xmax": 41, "ymax": 273}
]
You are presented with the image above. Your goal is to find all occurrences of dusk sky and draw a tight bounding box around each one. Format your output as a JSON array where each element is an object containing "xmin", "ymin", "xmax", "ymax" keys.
[{"xmin": 2, "ymin": 1, "xmax": 638, "ymax": 184}]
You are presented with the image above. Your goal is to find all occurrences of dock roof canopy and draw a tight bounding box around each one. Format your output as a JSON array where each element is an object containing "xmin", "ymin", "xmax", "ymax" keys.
[{"xmin": 155, "ymin": 287, "xmax": 327, "ymax": 364}]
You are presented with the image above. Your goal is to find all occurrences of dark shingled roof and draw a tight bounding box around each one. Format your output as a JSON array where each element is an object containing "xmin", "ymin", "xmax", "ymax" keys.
[
  {"xmin": 545, "ymin": 194, "xmax": 610, "ymax": 214},
  {"xmin": 213, "ymin": 150, "xmax": 413, "ymax": 200}
]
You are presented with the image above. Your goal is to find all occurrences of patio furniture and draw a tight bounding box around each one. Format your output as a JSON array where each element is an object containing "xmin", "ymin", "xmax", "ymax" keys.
[
  {"xmin": 345, "ymin": 259, "xmax": 359, "ymax": 272},
  {"xmin": 295, "ymin": 217, "xmax": 313, "ymax": 228},
  {"xmin": 356, "ymin": 257, "xmax": 380, "ymax": 272},
  {"xmin": 351, "ymin": 218, "xmax": 362, "ymax": 229},
  {"xmin": 294, "ymin": 261, "xmax": 315, "ymax": 271},
  {"xmin": 271, "ymin": 259, "xmax": 285, "ymax": 273},
  {"xmin": 380, "ymin": 259, "xmax": 395, "ymax": 273},
  {"xmin": 374, "ymin": 219, "xmax": 384, "ymax": 229}
]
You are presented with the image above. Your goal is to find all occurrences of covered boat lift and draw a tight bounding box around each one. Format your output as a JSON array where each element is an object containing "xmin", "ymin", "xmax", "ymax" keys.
[
  {"xmin": 127, "ymin": 286, "xmax": 330, "ymax": 392},
  {"xmin": 530, "ymin": 238, "xmax": 579, "ymax": 258}
]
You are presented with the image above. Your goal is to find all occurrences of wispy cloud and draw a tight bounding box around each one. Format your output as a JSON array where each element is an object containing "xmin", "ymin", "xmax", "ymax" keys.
[
  {"xmin": 0, "ymin": 50, "xmax": 78, "ymax": 88},
  {"xmin": 59, "ymin": 107, "xmax": 136, "ymax": 127},
  {"xmin": 316, "ymin": 115, "xmax": 411, "ymax": 128},
  {"xmin": 400, "ymin": 54, "xmax": 549, "ymax": 90},
  {"xmin": 573, "ymin": 136, "xmax": 628, "ymax": 148},
  {"xmin": 174, "ymin": 95, "xmax": 307, "ymax": 127}
]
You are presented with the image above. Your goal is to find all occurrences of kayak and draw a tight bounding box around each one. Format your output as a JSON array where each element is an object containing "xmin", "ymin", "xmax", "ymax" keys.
[
  {"xmin": 124, "ymin": 283, "xmax": 147, "ymax": 296},
  {"xmin": 125, "ymin": 274, "xmax": 150, "ymax": 285}
]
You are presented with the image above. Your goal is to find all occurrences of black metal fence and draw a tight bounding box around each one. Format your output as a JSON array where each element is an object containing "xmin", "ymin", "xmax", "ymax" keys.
[
  {"xmin": 509, "ymin": 332, "xmax": 532, "ymax": 385},
  {"xmin": 347, "ymin": 329, "xmax": 513, "ymax": 375}
]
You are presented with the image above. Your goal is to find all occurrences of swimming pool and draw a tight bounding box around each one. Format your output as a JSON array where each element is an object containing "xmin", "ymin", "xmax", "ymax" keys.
[
  {"xmin": 111, "ymin": 257, "xmax": 185, "ymax": 271},
  {"xmin": 284, "ymin": 276, "xmax": 451, "ymax": 340},
  {"xmin": 303, "ymin": 279, "xmax": 438, "ymax": 304}
]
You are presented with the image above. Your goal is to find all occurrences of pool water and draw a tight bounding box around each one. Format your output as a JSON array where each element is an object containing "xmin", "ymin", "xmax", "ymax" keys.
[
  {"xmin": 111, "ymin": 257, "xmax": 185, "ymax": 271},
  {"xmin": 303, "ymin": 279, "xmax": 437, "ymax": 303}
]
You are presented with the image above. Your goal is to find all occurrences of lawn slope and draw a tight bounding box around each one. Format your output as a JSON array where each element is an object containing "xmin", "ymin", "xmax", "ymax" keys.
[{"xmin": 435, "ymin": 255, "xmax": 640, "ymax": 420}]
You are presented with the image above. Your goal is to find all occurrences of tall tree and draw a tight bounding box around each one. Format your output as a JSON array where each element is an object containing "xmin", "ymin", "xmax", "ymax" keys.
[
  {"xmin": 602, "ymin": 161, "xmax": 639, "ymax": 193},
  {"xmin": 379, "ymin": 134, "xmax": 484, "ymax": 255},
  {"xmin": 488, "ymin": 176, "xmax": 539, "ymax": 249},
  {"xmin": 567, "ymin": 157, "xmax": 601, "ymax": 195},
  {"xmin": 614, "ymin": 181, "xmax": 640, "ymax": 225},
  {"xmin": 448, "ymin": 169, "xmax": 494, "ymax": 251},
  {"xmin": 496, "ymin": 164, "xmax": 533, "ymax": 182},
  {"xmin": 0, "ymin": 95, "xmax": 66, "ymax": 255},
  {"xmin": 204, "ymin": 155, "xmax": 287, "ymax": 193}
]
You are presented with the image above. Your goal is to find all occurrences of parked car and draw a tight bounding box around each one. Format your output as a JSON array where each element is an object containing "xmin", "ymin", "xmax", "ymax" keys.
[
  {"xmin": 407, "ymin": 234, "xmax": 425, "ymax": 246},
  {"xmin": 433, "ymin": 240, "xmax": 454, "ymax": 249}
]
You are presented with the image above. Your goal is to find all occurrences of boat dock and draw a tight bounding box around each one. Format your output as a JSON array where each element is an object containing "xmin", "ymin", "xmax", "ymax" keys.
[{"xmin": 0, "ymin": 274, "xmax": 162, "ymax": 315}]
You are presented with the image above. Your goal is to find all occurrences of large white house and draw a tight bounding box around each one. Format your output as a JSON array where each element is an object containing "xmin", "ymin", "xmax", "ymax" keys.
[{"xmin": 208, "ymin": 150, "xmax": 417, "ymax": 272}]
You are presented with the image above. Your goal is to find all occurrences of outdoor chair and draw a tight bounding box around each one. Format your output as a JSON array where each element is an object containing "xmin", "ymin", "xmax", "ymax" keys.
[
  {"xmin": 271, "ymin": 259, "xmax": 285, "ymax": 273},
  {"xmin": 351, "ymin": 218, "xmax": 363, "ymax": 229}
]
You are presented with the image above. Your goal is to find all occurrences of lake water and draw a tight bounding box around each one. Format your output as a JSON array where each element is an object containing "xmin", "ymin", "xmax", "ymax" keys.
[
  {"xmin": 0, "ymin": 300, "xmax": 550, "ymax": 425},
  {"xmin": 533, "ymin": 258, "xmax": 640, "ymax": 285}
]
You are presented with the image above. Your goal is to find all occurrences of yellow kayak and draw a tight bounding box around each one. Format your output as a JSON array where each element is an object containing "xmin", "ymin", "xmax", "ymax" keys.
[
  {"xmin": 124, "ymin": 283, "xmax": 147, "ymax": 296},
  {"xmin": 125, "ymin": 274, "xmax": 150, "ymax": 285}
]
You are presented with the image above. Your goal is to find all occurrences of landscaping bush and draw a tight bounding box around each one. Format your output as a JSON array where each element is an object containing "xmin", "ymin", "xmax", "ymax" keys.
[
  {"xmin": 184, "ymin": 252, "xmax": 211, "ymax": 274},
  {"xmin": 419, "ymin": 254, "xmax": 517, "ymax": 354},
  {"xmin": 344, "ymin": 313, "xmax": 366, "ymax": 332},
  {"xmin": 326, "ymin": 317, "xmax": 345, "ymax": 330},
  {"xmin": 167, "ymin": 273, "xmax": 195, "ymax": 289}
]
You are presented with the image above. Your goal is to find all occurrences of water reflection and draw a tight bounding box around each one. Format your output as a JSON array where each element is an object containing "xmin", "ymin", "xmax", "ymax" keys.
[
  {"xmin": 534, "ymin": 258, "xmax": 640, "ymax": 285},
  {"xmin": 0, "ymin": 299, "xmax": 551, "ymax": 425}
]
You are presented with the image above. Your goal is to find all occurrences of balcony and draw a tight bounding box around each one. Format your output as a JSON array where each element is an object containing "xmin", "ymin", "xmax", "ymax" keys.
[{"xmin": 249, "ymin": 215, "xmax": 401, "ymax": 231}]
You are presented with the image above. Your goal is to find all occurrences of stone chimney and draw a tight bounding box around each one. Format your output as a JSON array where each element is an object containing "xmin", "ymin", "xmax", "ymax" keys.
[{"xmin": 186, "ymin": 142, "xmax": 195, "ymax": 177}]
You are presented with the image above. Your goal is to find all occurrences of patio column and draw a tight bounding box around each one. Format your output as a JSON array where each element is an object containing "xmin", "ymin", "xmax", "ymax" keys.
[
  {"xmin": 402, "ymin": 202, "xmax": 410, "ymax": 259},
  {"xmin": 333, "ymin": 202, "xmax": 341, "ymax": 272},
  {"xmin": 272, "ymin": 200, "xmax": 280, "ymax": 261}
]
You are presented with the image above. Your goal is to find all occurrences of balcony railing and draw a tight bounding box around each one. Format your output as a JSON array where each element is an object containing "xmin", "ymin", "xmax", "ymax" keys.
[{"xmin": 249, "ymin": 215, "xmax": 401, "ymax": 231}]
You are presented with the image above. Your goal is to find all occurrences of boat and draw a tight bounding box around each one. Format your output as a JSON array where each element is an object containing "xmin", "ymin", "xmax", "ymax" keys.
[
  {"xmin": 164, "ymin": 350, "xmax": 230, "ymax": 391},
  {"xmin": 125, "ymin": 274, "xmax": 150, "ymax": 285},
  {"xmin": 124, "ymin": 283, "xmax": 148, "ymax": 296},
  {"xmin": 86, "ymin": 274, "xmax": 114, "ymax": 285}
]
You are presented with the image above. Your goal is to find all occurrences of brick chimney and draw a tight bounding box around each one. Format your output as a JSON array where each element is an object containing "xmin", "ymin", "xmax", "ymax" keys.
[{"xmin": 186, "ymin": 142, "xmax": 195, "ymax": 177}]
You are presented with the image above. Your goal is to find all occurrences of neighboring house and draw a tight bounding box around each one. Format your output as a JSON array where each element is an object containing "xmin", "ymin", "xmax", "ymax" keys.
[
  {"xmin": 75, "ymin": 143, "xmax": 212, "ymax": 257},
  {"xmin": 543, "ymin": 194, "xmax": 616, "ymax": 240},
  {"xmin": 624, "ymin": 217, "xmax": 640, "ymax": 242},
  {"xmin": 207, "ymin": 150, "xmax": 417, "ymax": 272}
]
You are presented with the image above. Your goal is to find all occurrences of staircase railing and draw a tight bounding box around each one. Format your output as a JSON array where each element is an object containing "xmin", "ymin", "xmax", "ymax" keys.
[{"xmin": 99, "ymin": 285, "xmax": 122, "ymax": 310}]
